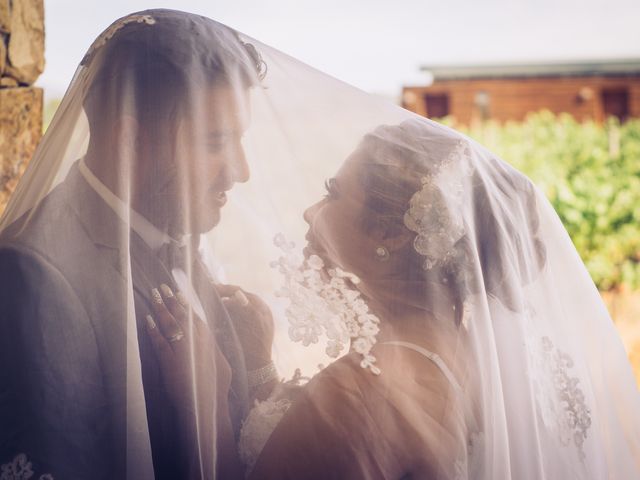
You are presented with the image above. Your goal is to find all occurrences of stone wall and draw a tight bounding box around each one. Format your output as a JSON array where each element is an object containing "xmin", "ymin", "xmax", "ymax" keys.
[{"xmin": 0, "ymin": 0, "xmax": 44, "ymax": 213}]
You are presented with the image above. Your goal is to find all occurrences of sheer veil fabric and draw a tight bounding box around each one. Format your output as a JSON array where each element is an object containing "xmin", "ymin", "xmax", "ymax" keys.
[{"xmin": 0, "ymin": 8, "xmax": 639, "ymax": 479}]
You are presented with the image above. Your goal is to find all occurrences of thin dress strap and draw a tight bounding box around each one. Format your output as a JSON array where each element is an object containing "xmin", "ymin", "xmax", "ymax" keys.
[{"xmin": 381, "ymin": 340, "xmax": 462, "ymax": 392}]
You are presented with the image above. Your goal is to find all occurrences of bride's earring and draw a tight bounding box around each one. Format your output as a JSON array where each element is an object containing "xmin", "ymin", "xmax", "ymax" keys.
[{"xmin": 375, "ymin": 246, "xmax": 390, "ymax": 262}]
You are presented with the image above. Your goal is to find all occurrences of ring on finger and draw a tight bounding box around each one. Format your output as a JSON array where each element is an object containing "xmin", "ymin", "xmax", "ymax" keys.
[{"xmin": 167, "ymin": 330, "xmax": 185, "ymax": 343}]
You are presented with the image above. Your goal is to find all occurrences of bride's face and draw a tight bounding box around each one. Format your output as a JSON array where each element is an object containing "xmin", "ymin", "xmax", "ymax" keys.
[{"xmin": 303, "ymin": 149, "xmax": 379, "ymax": 277}]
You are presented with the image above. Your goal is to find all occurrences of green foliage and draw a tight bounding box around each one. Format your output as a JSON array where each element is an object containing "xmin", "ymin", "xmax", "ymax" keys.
[
  {"xmin": 446, "ymin": 111, "xmax": 640, "ymax": 291},
  {"xmin": 43, "ymin": 98, "xmax": 62, "ymax": 133}
]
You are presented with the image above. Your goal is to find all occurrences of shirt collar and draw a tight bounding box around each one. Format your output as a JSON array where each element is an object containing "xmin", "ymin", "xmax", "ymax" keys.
[{"xmin": 78, "ymin": 157, "xmax": 177, "ymax": 251}]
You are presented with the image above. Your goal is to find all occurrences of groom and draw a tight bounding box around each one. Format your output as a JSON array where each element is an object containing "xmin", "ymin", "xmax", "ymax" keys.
[{"xmin": 0, "ymin": 10, "xmax": 271, "ymax": 480}]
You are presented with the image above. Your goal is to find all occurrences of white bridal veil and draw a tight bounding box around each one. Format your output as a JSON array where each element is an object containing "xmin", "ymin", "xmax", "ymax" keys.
[{"xmin": 0, "ymin": 9, "xmax": 638, "ymax": 480}]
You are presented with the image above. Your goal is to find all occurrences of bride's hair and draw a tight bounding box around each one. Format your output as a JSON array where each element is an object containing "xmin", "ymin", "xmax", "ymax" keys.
[{"xmin": 358, "ymin": 120, "xmax": 546, "ymax": 320}]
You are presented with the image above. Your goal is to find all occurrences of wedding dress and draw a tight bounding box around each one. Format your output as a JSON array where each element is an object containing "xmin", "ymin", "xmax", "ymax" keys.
[{"xmin": 0, "ymin": 8, "xmax": 638, "ymax": 480}]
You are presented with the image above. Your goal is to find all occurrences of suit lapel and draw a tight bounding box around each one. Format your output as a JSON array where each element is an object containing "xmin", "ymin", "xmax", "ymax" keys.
[
  {"xmin": 191, "ymin": 257, "xmax": 250, "ymax": 433},
  {"xmin": 128, "ymin": 232, "xmax": 175, "ymax": 310},
  {"xmin": 66, "ymin": 161, "xmax": 249, "ymax": 436}
]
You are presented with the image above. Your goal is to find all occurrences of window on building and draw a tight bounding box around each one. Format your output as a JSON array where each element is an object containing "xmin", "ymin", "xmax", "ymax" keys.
[
  {"xmin": 602, "ymin": 88, "xmax": 629, "ymax": 122},
  {"xmin": 474, "ymin": 91, "xmax": 491, "ymax": 120},
  {"xmin": 424, "ymin": 93, "xmax": 449, "ymax": 118}
]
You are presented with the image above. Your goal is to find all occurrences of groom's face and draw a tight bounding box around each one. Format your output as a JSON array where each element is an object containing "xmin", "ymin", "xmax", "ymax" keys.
[
  {"xmin": 142, "ymin": 83, "xmax": 251, "ymax": 236},
  {"xmin": 178, "ymin": 83, "xmax": 251, "ymax": 234}
]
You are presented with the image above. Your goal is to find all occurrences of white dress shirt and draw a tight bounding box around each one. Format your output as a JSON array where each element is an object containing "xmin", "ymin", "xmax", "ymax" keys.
[{"xmin": 78, "ymin": 158, "xmax": 208, "ymax": 322}]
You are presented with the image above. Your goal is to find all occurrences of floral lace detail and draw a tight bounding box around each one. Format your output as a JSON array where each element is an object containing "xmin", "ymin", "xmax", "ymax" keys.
[
  {"xmin": 522, "ymin": 305, "xmax": 555, "ymax": 428},
  {"xmin": 541, "ymin": 336, "xmax": 592, "ymax": 458},
  {"xmin": 0, "ymin": 454, "xmax": 53, "ymax": 480},
  {"xmin": 239, "ymin": 397, "xmax": 292, "ymax": 475},
  {"xmin": 271, "ymin": 234, "xmax": 381, "ymax": 374},
  {"xmin": 403, "ymin": 139, "xmax": 472, "ymax": 271},
  {"xmin": 524, "ymin": 305, "xmax": 592, "ymax": 461},
  {"xmin": 238, "ymin": 374, "xmax": 307, "ymax": 476},
  {"xmin": 81, "ymin": 14, "xmax": 156, "ymax": 65}
]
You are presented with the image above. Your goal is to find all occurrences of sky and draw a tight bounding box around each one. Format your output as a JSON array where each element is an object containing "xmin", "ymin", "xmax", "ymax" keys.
[{"xmin": 39, "ymin": 0, "xmax": 640, "ymax": 101}]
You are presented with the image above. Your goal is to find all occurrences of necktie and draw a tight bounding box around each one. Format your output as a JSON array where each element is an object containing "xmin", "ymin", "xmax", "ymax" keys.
[{"xmin": 156, "ymin": 240, "xmax": 189, "ymax": 272}]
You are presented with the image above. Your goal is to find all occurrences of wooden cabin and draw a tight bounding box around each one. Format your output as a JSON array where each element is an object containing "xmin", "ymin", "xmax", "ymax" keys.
[{"xmin": 402, "ymin": 59, "xmax": 640, "ymax": 124}]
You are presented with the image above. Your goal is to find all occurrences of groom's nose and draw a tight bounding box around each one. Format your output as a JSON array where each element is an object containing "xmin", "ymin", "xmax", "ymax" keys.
[
  {"xmin": 232, "ymin": 141, "xmax": 250, "ymax": 183},
  {"xmin": 222, "ymin": 140, "xmax": 250, "ymax": 184}
]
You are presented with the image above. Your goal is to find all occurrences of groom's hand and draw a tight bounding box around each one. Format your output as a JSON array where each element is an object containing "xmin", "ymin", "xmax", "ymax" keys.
[{"xmin": 216, "ymin": 284, "xmax": 275, "ymax": 370}]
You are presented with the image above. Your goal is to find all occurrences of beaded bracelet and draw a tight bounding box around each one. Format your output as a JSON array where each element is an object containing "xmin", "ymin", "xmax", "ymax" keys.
[{"xmin": 247, "ymin": 361, "xmax": 279, "ymax": 388}]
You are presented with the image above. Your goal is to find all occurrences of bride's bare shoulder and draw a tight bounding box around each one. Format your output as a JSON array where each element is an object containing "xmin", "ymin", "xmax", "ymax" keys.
[{"xmin": 304, "ymin": 347, "xmax": 453, "ymax": 412}]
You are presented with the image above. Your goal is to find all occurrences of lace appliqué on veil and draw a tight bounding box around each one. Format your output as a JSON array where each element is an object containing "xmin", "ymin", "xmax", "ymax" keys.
[
  {"xmin": 0, "ymin": 454, "xmax": 53, "ymax": 480},
  {"xmin": 81, "ymin": 14, "xmax": 156, "ymax": 65},
  {"xmin": 403, "ymin": 139, "xmax": 472, "ymax": 271},
  {"xmin": 271, "ymin": 234, "xmax": 381, "ymax": 374},
  {"xmin": 239, "ymin": 397, "xmax": 292, "ymax": 475},
  {"xmin": 238, "ymin": 372, "xmax": 309, "ymax": 476},
  {"xmin": 540, "ymin": 336, "xmax": 592, "ymax": 458},
  {"xmin": 524, "ymin": 308, "xmax": 592, "ymax": 461}
]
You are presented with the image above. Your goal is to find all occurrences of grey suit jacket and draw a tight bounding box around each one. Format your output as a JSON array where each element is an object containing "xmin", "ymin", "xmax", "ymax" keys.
[{"xmin": 0, "ymin": 164, "xmax": 249, "ymax": 479}]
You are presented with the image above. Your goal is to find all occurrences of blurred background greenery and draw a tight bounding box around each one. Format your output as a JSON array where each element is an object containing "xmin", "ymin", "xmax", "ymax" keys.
[
  {"xmin": 444, "ymin": 111, "xmax": 640, "ymax": 293},
  {"xmin": 43, "ymin": 99, "xmax": 61, "ymax": 131},
  {"xmin": 442, "ymin": 111, "xmax": 640, "ymax": 384}
]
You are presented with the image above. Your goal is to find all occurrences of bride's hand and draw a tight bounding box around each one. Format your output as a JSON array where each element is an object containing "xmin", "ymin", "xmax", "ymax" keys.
[
  {"xmin": 144, "ymin": 284, "xmax": 230, "ymax": 415},
  {"xmin": 215, "ymin": 284, "xmax": 275, "ymax": 370},
  {"xmin": 144, "ymin": 285, "xmax": 238, "ymax": 478}
]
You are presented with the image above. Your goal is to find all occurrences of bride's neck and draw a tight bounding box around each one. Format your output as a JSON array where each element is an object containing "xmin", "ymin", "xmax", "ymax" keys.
[{"xmin": 361, "ymin": 295, "xmax": 449, "ymax": 344}]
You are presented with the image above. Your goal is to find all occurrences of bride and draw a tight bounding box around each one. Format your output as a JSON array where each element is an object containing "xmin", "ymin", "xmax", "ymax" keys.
[{"xmin": 151, "ymin": 117, "xmax": 640, "ymax": 478}]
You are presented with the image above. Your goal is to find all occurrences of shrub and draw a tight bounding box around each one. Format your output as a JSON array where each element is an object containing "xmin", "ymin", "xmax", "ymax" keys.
[{"xmin": 445, "ymin": 111, "xmax": 640, "ymax": 291}]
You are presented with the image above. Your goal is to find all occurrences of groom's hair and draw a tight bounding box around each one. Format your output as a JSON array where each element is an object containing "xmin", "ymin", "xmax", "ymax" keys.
[{"xmin": 82, "ymin": 10, "xmax": 265, "ymax": 136}]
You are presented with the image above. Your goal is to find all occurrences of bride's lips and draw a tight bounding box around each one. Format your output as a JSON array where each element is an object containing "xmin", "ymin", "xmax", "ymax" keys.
[
  {"xmin": 210, "ymin": 182, "xmax": 232, "ymax": 208},
  {"xmin": 304, "ymin": 232, "xmax": 321, "ymax": 258},
  {"xmin": 213, "ymin": 190, "xmax": 227, "ymax": 207},
  {"xmin": 302, "ymin": 244, "xmax": 316, "ymax": 258},
  {"xmin": 304, "ymin": 233, "xmax": 332, "ymax": 266}
]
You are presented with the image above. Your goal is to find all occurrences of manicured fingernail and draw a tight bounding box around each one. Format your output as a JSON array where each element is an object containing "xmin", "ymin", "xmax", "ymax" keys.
[
  {"xmin": 176, "ymin": 291, "xmax": 188, "ymax": 307},
  {"xmin": 151, "ymin": 288, "xmax": 163, "ymax": 305},
  {"xmin": 234, "ymin": 290, "xmax": 249, "ymax": 306},
  {"xmin": 160, "ymin": 284, "xmax": 174, "ymax": 298},
  {"xmin": 146, "ymin": 314, "xmax": 156, "ymax": 329}
]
